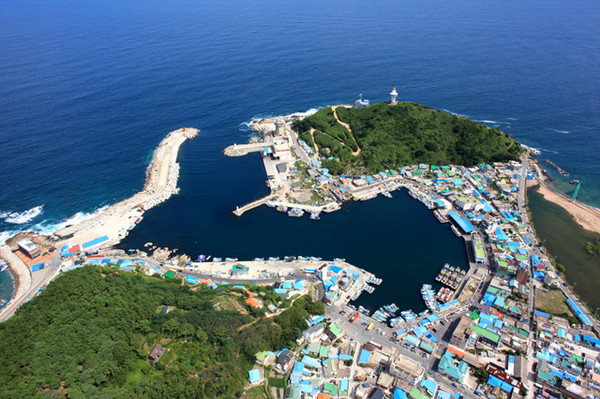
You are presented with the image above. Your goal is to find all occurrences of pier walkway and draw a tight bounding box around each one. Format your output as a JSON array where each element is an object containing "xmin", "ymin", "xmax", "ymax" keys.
[
  {"xmin": 233, "ymin": 195, "xmax": 274, "ymax": 216},
  {"xmin": 223, "ymin": 143, "xmax": 265, "ymax": 157}
]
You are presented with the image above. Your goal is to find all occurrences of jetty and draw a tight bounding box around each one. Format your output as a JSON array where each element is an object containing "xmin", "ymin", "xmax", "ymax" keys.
[
  {"xmin": 54, "ymin": 127, "xmax": 199, "ymax": 246},
  {"xmin": 233, "ymin": 195, "xmax": 274, "ymax": 216},
  {"xmin": 223, "ymin": 143, "xmax": 265, "ymax": 157}
]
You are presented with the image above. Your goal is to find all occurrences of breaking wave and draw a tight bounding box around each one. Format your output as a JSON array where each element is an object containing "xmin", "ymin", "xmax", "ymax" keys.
[
  {"xmin": 239, "ymin": 107, "xmax": 321, "ymax": 133},
  {"xmin": 0, "ymin": 205, "xmax": 109, "ymax": 244},
  {"xmin": 441, "ymin": 109, "xmax": 469, "ymax": 118},
  {"xmin": 0, "ymin": 205, "xmax": 44, "ymax": 224}
]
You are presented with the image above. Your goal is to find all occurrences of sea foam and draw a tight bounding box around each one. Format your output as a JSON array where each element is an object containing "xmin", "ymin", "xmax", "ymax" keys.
[{"xmin": 0, "ymin": 205, "xmax": 44, "ymax": 225}]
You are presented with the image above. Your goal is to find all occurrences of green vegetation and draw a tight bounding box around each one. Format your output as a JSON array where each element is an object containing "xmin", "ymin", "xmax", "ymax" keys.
[
  {"xmin": 0, "ymin": 267, "xmax": 323, "ymax": 398},
  {"xmin": 535, "ymin": 288, "xmax": 573, "ymax": 318},
  {"xmin": 585, "ymin": 240, "xmax": 600, "ymax": 257},
  {"xmin": 294, "ymin": 102, "xmax": 522, "ymax": 174}
]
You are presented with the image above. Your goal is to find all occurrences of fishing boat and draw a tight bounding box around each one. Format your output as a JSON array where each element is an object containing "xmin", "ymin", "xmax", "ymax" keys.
[
  {"xmin": 266, "ymin": 200, "xmax": 276, "ymax": 208},
  {"xmin": 400, "ymin": 310, "xmax": 416, "ymax": 321},
  {"xmin": 433, "ymin": 210, "xmax": 448, "ymax": 223},
  {"xmin": 276, "ymin": 205, "xmax": 288, "ymax": 213},
  {"xmin": 381, "ymin": 191, "xmax": 392, "ymax": 198},
  {"xmin": 451, "ymin": 225, "xmax": 462, "ymax": 237},
  {"xmin": 288, "ymin": 208, "xmax": 304, "ymax": 217},
  {"xmin": 309, "ymin": 211, "xmax": 321, "ymax": 220}
]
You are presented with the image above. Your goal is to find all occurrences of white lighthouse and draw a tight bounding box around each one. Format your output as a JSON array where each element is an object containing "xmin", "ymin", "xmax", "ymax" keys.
[{"xmin": 390, "ymin": 87, "xmax": 398, "ymax": 105}]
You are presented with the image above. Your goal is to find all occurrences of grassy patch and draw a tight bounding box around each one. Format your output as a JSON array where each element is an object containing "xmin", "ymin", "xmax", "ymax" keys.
[
  {"xmin": 243, "ymin": 385, "xmax": 269, "ymax": 399},
  {"xmin": 535, "ymin": 289, "xmax": 572, "ymax": 316}
]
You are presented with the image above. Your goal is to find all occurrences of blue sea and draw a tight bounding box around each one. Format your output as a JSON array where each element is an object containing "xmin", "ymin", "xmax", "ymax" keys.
[{"xmin": 1, "ymin": 0, "xmax": 599, "ymax": 308}]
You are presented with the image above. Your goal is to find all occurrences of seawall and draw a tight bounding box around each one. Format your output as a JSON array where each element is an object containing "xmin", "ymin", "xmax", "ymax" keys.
[{"xmin": 55, "ymin": 128, "xmax": 199, "ymax": 240}]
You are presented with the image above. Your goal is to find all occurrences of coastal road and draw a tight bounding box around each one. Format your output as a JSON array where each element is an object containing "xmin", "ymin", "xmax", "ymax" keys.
[{"xmin": 0, "ymin": 251, "xmax": 62, "ymax": 323}]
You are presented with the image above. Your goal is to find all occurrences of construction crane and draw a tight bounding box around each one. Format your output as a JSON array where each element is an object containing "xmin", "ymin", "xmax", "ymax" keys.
[{"xmin": 571, "ymin": 182, "xmax": 581, "ymax": 202}]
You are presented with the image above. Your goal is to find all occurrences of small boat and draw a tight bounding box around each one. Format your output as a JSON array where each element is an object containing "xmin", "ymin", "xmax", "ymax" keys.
[
  {"xmin": 309, "ymin": 211, "xmax": 321, "ymax": 220},
  {"xmin": 254, "ymin": 257, "xmax": 265, "ymax": 262},
  {"xmin": 276, "ymin": 205, "xmax": 288, "ymax": 213},
  {"xmin": 197, "ymin": 255, "xmax": 206, "ymax": 262},
  {"xmin": 310, "ymin": 256, "xmax": 322, "ymax": 261},
  {"xmin": 288, "ymin": 208, "xmax": 305, "ymax": 217},
  {"xmin": 381, "ymin": 191, "xmax": 392, "ymax": 198},
  {"xmin": 333, "ymin": 258, "xmax": 346, "ymax": 262},
  {"xmin": 225, "ymin": 257, "xmax": 238, "ymax": 262},
  {"xmin": 212, "ymin": 257, "xmax": 222, "ymax": 262}
]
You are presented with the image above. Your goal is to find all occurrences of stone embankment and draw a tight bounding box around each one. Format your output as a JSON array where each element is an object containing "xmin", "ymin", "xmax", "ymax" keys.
[
  {"xmin": 55, "ymin": 128, "xmax": 199, "ymax": 239},
  {"xmin": 0, "ymin": 245, "xmax": 31, "ymax": 304}
]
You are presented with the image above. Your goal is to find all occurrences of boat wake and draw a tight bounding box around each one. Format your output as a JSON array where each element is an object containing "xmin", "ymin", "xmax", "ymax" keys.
[
  {"xmin": 548, "ymin": 128, "xmax": 572, "ymax": 135},
  {"xmin": 0, "ymin": 205, "xmax": 44, "ymax": 225}
]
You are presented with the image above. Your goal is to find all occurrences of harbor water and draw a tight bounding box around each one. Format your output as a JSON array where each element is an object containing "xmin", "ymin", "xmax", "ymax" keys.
[{"xmin": 1, "ymin": 0, "xmax": 600, "ymax": 307}]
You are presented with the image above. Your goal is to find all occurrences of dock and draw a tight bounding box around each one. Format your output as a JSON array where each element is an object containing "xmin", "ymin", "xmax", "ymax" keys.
[
  {"xmin": 223, "ymin": 143, "xmax": 265, "ymax": 157},
  {"xmin": 233, "ymin": 195, "xmax": 274, "ymax": 216}
]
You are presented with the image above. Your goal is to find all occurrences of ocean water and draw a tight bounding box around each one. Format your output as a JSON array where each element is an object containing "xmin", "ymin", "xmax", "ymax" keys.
[{"xmin": 1, "ymin": 0, "xmax": 599, "ymax": 307}]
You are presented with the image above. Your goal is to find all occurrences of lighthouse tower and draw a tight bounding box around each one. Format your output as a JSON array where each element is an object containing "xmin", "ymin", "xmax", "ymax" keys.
[{"xmin": 390, "ymin": 87, "xmax": 398, "ymax": 105}]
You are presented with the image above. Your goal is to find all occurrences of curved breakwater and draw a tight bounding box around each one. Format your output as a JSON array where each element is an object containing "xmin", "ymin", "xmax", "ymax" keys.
[{"xmin": 54, "ymin": 128, "xmax": 199, "ymax": 241}]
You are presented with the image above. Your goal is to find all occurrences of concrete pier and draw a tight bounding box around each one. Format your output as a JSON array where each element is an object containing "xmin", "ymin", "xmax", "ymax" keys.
[
  {"xmin": 233, "ymin": 195, "xmax": 273, "ymax": 216},
  {"xmin": 223, "ymin": 143, "xmax": 265, "ymax": 157}
]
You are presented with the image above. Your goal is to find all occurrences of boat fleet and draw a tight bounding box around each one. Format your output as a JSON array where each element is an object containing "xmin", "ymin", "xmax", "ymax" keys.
[
  {"xmin": 270, "ymin": 201, "xmax": 320, "ymax": 219},
  {"xmin": 421, "ymin": 284, "xmax": 441, "ymax": 312},
  {"xmin": 435, "ymin": 263, "xmax": 466, "ymax": 290}
]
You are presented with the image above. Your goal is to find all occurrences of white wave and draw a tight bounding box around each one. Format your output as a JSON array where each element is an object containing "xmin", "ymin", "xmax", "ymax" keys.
[
  {"xmin": 539, "ymin": 147, "xmax": 559, "ymax": 155},
  {"xmin": 548, "ymin": 128, "xmax": 571, "ymax": 134},
  {"xmin": 284, "ymin": 107, "xmax": 320, "ymax": 119},
  {"xmin": 31, "ymin": 205, "xmax": 110, "ymax": 235},
  {"xmin": 239, "ymin": 107, "xmax": 321, "ymax": 133},
  {"xmin": 0, "ymin": 229, "xmax": 20, "ymax": 245},
  {"xmin": 475, "ymin": 119, "xmax": 511, "ymax": 125},
  {"xmin": 505, "ymin": 117, "xmax": 518, "ymax": 121},
  {"xmin": 0, "ymin": 205, "xmax": 44, "ymax": 224},
  {"xmin": 0, "ymin": 205, "xmax": 110, "ymax": 245},
  {"xmin": 441, "ymin": 109, "xmax": 469, "ymax": 118}
]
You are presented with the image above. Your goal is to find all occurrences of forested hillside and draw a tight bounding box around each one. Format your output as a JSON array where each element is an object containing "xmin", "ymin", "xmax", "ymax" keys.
[
  {"xmin": 0, "ymin": 267, "xmax": 323, "ymax": 398},
  {"xmin": 294, "ymin": 102, "xmax": 522, "ymax": 174}
]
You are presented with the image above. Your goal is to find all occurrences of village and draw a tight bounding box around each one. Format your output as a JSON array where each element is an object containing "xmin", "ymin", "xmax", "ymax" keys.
[{"xmin": 1, "ymin": 98, "xmax": 600, "ymax": 398}]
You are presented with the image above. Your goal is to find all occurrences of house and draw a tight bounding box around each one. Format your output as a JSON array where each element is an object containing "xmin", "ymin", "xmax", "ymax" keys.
[
  {"xmin": 148, "ymin": 344, "xmax": 166, "ymax": 361},
  {"xmin": 437, "ymin": 350, "xmax": 469, "ymax": 383},
  {"xmin": 303, "ymin": 323, "xmax": 325, "ymax": 342},
  {"xmin": 276, "ymin": 349, "xmax": 295, "ymax": 372},
  {"xmin": 17, "ymin": 238, "xmax": 40, "ymax": 259}
]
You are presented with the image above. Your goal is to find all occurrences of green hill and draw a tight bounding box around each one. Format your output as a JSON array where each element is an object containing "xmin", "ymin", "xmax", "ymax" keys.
[
  {"xmin": 0, "ymin": 267, "xmax": 323, "ymax": 398},
  {"xmin": 294, "ymin": 102, "xmax": 522, "ymax": 175}
]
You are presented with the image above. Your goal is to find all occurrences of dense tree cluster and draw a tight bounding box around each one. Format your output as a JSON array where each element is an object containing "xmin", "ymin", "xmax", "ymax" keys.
[
  {"xmin": 294, "ymin": 102, "xmax": 522, "ymax": 174},
  {"xmin": 0, "ymin": 267, "xmax": 323, "ymax": 398}
]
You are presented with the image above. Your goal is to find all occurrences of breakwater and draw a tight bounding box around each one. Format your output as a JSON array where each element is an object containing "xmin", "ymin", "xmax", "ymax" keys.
[
  {"xmin": 55, "ymin": 128, "xmax": 199, "ymax": 240},
  {"xmin": 0, "ymin": 245, "xmax": 31, "ymax": 317}
]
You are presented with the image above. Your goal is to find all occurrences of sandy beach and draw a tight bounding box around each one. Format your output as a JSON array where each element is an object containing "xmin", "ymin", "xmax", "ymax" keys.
[{"xmin": 535, "ymin": 183, "xmax": 600, "ymax": 235}]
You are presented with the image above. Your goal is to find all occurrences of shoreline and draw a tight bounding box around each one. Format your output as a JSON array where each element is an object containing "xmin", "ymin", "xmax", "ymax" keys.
[
  {"xmin": 0, "ymin": 127, "xmax": 198, "ymax": 320},
  {"xmin": 0, "ymin": 245, "xmax": 32, "ymax": 314},
  {"xmin": 534, "ymin": 181, "xmax": 600, "ymax": 235}
]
